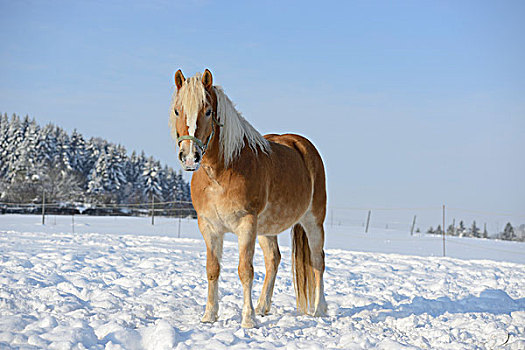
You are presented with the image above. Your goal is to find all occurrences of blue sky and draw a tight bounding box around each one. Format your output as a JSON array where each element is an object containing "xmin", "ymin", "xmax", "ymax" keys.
[{"xmin": 1, "ymin": 0, "xmax": 524, "ymax": 223}]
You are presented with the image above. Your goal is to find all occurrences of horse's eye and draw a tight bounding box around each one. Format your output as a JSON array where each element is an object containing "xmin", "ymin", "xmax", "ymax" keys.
[
  {"xmin": 174, "ymin": 109, "xmax": 179, "ymax": 116},
  {"xmin": 205, "ymin": 109, "xmax": 212, "ymax": 117}
]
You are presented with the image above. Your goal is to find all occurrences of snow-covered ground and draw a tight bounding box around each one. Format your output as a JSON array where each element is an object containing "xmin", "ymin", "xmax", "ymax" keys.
[{"xmin": 1, "ymin": 214, "xmax": 524, "ymax": 349}]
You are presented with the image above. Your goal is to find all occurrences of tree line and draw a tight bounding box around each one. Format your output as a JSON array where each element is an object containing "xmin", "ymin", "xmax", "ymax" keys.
[
  {"xmin": 427, "ymin": 221, "xmax": 524, "ymax": 242},
  {"xmin": 0, "ymin": 113, "xmax": 192, "ymax": 213}
]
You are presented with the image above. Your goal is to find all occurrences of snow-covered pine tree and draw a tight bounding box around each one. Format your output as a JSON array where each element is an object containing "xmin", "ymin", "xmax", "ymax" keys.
[
  {"xmin": 69, "ymin": 129, "xmax": 87, "ymax": 175},
  {"xmin": 4, "ymin": 114, "xmax": 23, "ymax": 182},
  {"xmin": 482, "ymin": 223, "xmax": 488, "ymax": 239},
  {"xmin": 83, "ymin": 138, "xmax": 102, "ymax": 177},
  {"xmin": 55, "ymin": 127, "xmax": 73, "ymax": 171},
  {"xmin": 9, "ymin": 117, "xmax": 40, "ymax": 183},
  {"xmin": 457, "ymin": 220, "xmax": 467, "ymax": 237},
  {"xmin": 470, "ymin": 221, "xmax": 480, "ymax": 238},
  {"xmin": 0, "ymin": 113, "xmax": 11, "ymax": 178},
  {"xmin": 162, "ymin": 166, "xmax": 177, "ymax": 205},
  {"xmin": 501, "ymin": 222, "xmax": 515, "ymax": 241},
  {"xmin": 105, "ymin": 145, "xmax": 127, "ymax": 201},
  {"xmin": 121, "ymin": 150, "xmax": 144, "ymax": 203},
  {"xmin": 87, "ymin": 152, "xmax": 106, "ymax": 197},
  {"xmin": 142, "ymin": 157, "xmax": 163, "ymax": 202},
  {"xmin": 86, "ymin": 144, "xmax": 127, "ymax": 203}
]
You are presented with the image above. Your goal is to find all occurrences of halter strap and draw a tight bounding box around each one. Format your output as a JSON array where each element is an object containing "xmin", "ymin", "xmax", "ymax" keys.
[
  {"xmin": 177, "ymin": 112, "xmax": 223, "ymax": 156},
  {"xmin": 177, "ymin": 135, "xmax": 205, "ymax": 149}
]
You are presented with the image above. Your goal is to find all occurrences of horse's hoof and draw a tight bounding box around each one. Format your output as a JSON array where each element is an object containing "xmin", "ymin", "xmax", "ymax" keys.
[
  {"xmin": 255, "ymin": 304, "xmax": 270, "ymax": 316},
  {"xmin": 201, "ymin": 313, "xmax": 217, "ymax": 323},
  {"xmin": 241, "ymin": 317, "xmax": 257, "ymax": 329},
  {"xmin": 312, "ymin": 304, "xmax": 328, "ymax": 317},
  {"xmin": 312, "ymin": 310, "xmax": 327, "ymax": 317}
]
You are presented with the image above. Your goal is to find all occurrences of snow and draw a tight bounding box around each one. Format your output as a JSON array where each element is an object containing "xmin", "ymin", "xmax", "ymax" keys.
[{"xmin": 1, "ymin": 214, "xmax": 524, "ymax": 349}]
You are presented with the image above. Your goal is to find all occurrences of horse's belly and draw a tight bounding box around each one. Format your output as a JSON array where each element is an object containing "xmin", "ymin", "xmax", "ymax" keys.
[{"xmin": 257, "ymin": 202, "xmax": 307, "ymax": 235}]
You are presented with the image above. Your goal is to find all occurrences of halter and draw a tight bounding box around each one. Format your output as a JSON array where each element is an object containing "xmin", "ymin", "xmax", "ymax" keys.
[{"xmin": 177, "ymin": 112, "xmax": 223, "ymax": 156}]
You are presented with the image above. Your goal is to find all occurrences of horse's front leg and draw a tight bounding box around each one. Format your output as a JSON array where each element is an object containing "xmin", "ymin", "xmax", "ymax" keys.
[
  {"xmin": 199, "ymin": 219, "xmax": 224, "ymax": 323},
  {"xmin": 236, "ymin": 214, "xmax": 257, "ymax": 328}
]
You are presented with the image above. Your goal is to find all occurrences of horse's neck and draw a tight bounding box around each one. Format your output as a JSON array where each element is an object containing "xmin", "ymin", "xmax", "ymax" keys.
[{"xmin": 201, "ymin": 123, "xmax": 226, "ymax": 177}]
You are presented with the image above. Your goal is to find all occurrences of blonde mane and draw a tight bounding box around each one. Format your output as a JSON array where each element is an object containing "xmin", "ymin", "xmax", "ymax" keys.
[
  {"xmin": 170, "ymin": 73, "xmax": 270, "ymax": 166},
  {"xmin": 213, "ymin": 86, "xmax": 270, "ymax": 166}
]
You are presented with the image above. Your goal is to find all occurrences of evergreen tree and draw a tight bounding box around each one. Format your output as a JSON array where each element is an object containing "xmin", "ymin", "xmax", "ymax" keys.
[
  {"xmin": 142, "ymin": 157, "xmax": 163, "ymax": 201},
  {"xmin": 34, "ymin": 124, "xmax": 57, "ymax": 165},
  {"xmin": 0, "ymin": 113, "xmax": 10, "ymax": 177},
  {"xmin": 87, "ymin": 152, "xmax": 108, "ymax": 198},
  {"xmin": 5, "ymin": 114, "xmax": 23, "ymax": 182},
  {"xmin": 83, "ymin": 138, "xmax": 101, "ymax": 177},
  {"xmin": 501, "ymin": 223, "xmax": 515, "ymax": 241},
  {"xmin": 482, "ymin": 223, "xmax": 488, "ymax": 239},
  {"xmin": 457, "ymin": 220, "xmax": 467, "ymax": 237},
  {"xmin": 162, "ymin": 166, "xmax": 177, "ymax": 204},
  {"xmin": 470, "ymin": 221, "xmax": 480, "ymax": 238},
  {"xmin": 69, "ymin": 129, "xmax": 86, "ymax": 174}
]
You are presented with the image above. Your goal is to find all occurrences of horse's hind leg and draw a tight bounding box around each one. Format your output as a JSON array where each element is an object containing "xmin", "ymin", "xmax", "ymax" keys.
[
  {"xmin": 256, "ymin": 235, "xmax": 281, "ymax": 316},
  {"xmin": 300, "ymin": 213, "xmax": 328, "ymax": 316}
]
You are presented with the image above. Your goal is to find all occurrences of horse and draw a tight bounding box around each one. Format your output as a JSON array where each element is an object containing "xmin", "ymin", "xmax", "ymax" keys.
[{"xmin": 170, "ymin": 69, "xmax": 327, "ymax": 328}]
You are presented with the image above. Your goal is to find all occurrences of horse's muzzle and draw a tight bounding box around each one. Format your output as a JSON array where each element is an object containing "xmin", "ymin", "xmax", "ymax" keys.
[
  {"xmin": 182, "ymin": 163, "xmax": 200, "ymax": 172},
  {"xmin": 179, "ymin": 151, "xmax": 201, "ymax": 172}
]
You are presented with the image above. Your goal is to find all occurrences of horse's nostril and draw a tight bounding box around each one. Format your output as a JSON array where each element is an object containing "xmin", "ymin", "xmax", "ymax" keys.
[
  {"xmin": 194, "ymin": 153, "xmax": 201, "ymax": 163},
  {"xmin": 179, "ymin": 152, "xmax": 184, "ymax": 162}
]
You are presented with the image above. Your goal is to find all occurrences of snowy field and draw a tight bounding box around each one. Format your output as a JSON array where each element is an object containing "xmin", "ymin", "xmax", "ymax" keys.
[{"xmin": 1, "ymin": 214, "xmax": 524, "ymax": 349}]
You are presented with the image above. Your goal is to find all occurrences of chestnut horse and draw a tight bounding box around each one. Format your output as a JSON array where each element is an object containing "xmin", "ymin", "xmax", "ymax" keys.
[{"xmin": 170, "ymin": 69, "xmax": 327, "ymax": 328}]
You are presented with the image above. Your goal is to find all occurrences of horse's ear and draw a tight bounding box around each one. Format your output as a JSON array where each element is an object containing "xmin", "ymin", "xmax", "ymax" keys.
[
  {"xmin": 202, "ymin": 69, "xmax": 213, "ymax": 90},
  {"xmin": 174, "ymin": 69, "xmax": 185, "ymax": 90}
]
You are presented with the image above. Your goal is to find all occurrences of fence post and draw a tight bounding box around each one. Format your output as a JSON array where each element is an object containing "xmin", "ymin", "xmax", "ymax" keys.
[
  {"xmin": 41, "ymin": 190, "xmax": 46, "ymax": 225},
  {"xmin": 365, "ymin": 210, "xmax": 371, "ymax": 233},
  {"xmin": 442, "ymin": 204, "xmax": 446, "ymax": 257},
  {"xmin": 178, "ymin": 197, "xmax": 182, "ymax": 238},
  {"xmin": 151, "ymin": 194, "xmax": 155, "ymax": 226},
  {"xmin": 410, "ymin": 215, "xmax": 417, "ymax": 236}
]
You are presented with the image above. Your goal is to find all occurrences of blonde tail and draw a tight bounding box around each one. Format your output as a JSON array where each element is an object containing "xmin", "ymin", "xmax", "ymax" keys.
[{"xmin": 291, "ymin": 224, "xmax": 314, "ymax": 314}]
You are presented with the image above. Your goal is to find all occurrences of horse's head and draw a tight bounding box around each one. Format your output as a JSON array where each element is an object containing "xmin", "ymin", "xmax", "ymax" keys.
[{"xmin": 171, "ymin": 69, "xmax": 218, "ymax": 171}]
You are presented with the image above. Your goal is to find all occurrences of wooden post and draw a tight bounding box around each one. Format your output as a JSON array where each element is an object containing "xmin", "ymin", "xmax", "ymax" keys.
[
  {"xmin": 365, "ymin": 210, "xmax": 371, "ymax": 233},
  {"xmin": 442, "ymin": 205, "xmax": 446, "ymax": 257},
  {"xmin": 41, "ymin": 190, "xmax": 45, "ymax": 225},
  {"xmin": 178, "ymin": 197, "xmax": 182, "ymax": 238},
  {"xmin": 151, "ymin": 194, "xmax": 155, "ymax": 226},
  {"xmin": 410, "ymin": 215, "xmax": 417, "ymax": 236}
]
